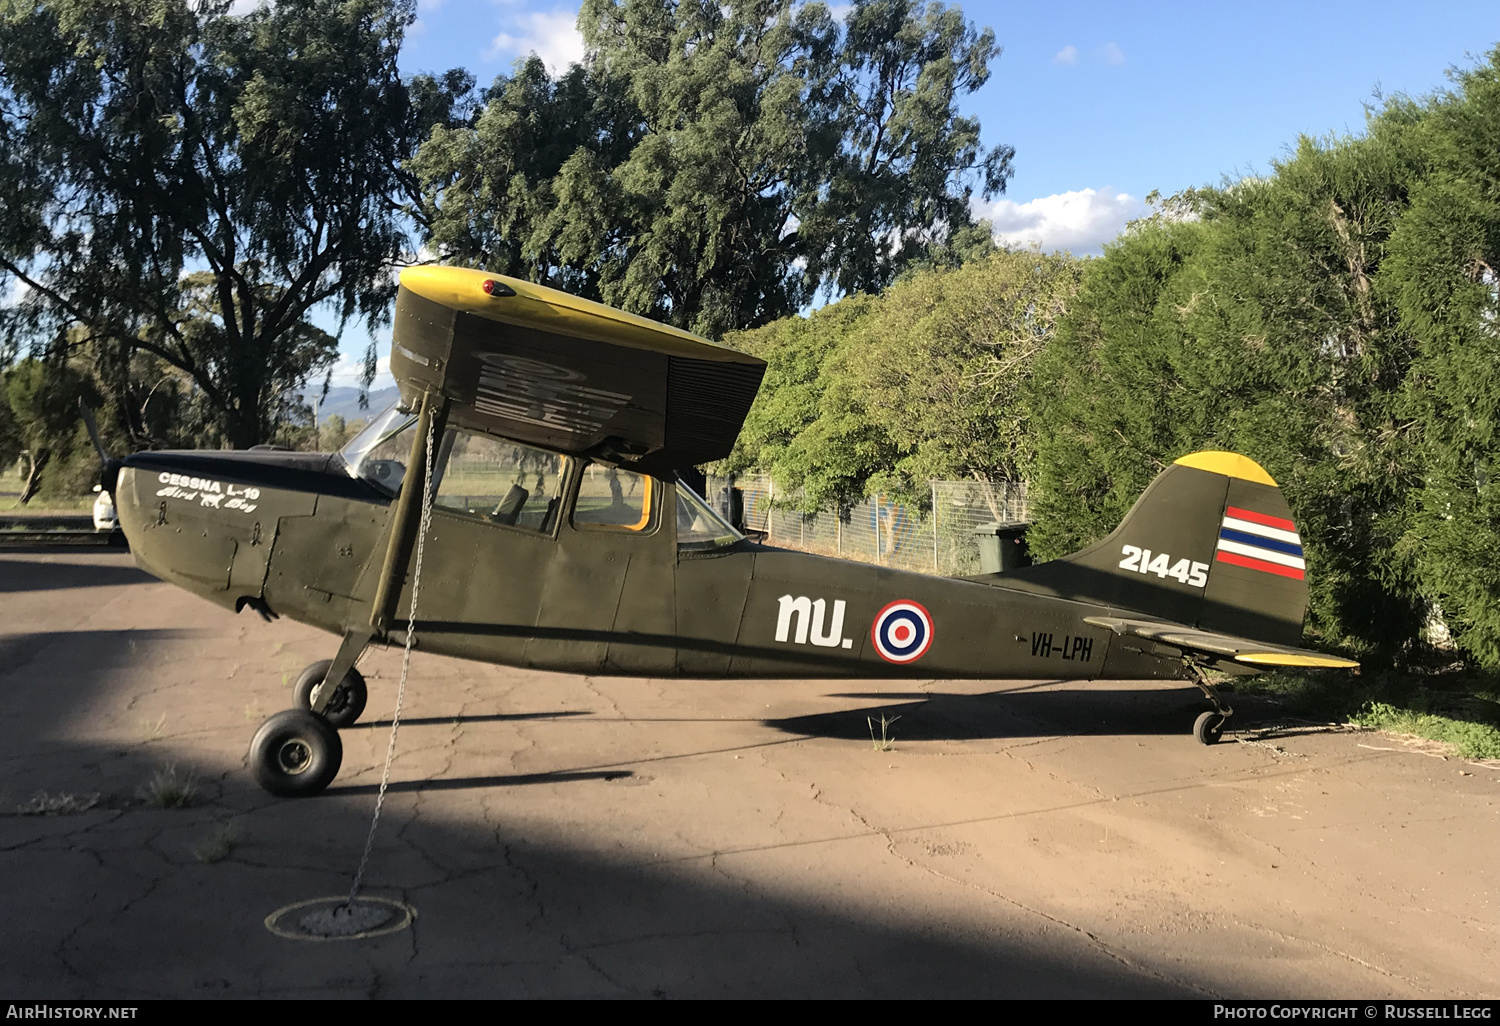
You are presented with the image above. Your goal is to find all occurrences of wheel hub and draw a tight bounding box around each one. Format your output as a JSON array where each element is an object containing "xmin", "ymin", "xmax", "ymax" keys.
[{"xmin": 277, "ymin": 738, "xmax": 313, "ymax": 774}]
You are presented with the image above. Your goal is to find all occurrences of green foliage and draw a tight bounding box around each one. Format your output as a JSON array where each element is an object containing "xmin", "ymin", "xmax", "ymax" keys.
[
  {"xmin": 0, "ymin": 0, "xmax": 471, "ymax": 447},
  {"xmin": 723, "ymin": 247, "xmax": 1084, "ymax": 507},
  {"xmin": 1022, "ymin": 218, "xmax": 1207, "ymax": 558},
  {"xmin": 1026, "ymin": 123, "xmax": 1432, "ymax": 662},
  {"xmin": 1246, "ymin": 668, "xmax": 1500, "ymax": 760},
  {"xmin": 1381, "ymin": 50, "xmax": 1500, "ymax": 668},
  {"xmin": 721, "ymin": 292, "xmax": 888, "ymax": 510},
  {"xmin": 1018, "ymin": 50, "xmax": 1500, "ymax": 671},
  {"xmin": 841, "ymin": 248, "xmax": 1083, "ymax": 501},
  {"xmin": 1352, "ymin": 701, "xmax": 1500, "ymax": 760},
  {"xmin": 3, "ymin": 357, "xmax": 96, "ymax": 502},
  {"xmin": 413, "ymin": 0, "xmax": 1013, "ymax": 339}
]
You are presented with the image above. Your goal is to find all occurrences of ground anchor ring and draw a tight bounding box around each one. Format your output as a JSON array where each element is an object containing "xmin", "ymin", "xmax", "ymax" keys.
[{"xmin": 264, "ymin": 895, "xmax": 416, "ymax": 941}]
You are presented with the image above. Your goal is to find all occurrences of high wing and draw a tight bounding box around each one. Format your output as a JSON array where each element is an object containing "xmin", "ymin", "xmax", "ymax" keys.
[
  {"xmin": 389, "ymin": 266, "xmax": 766, "ymax": 471},
  {"xmin": 1083, "ymin": 616, "xmax": 1360, "ymax": 670}
]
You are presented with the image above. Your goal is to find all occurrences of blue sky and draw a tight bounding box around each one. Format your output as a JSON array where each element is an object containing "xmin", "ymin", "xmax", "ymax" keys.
[{"xmin": 326, "ymin": 0, "xmax": 1500, "ymax": 386}]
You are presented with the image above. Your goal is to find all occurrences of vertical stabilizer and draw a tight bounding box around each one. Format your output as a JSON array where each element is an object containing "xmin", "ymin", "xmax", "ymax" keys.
[{"xmin": 999, "ymin": 452, "xmax": 1308, "ymax": 646}]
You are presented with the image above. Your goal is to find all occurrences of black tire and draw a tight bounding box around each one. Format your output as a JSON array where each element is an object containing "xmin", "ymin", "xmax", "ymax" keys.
[
  {"xmin": 249, "ymin": 710, "xmax": 343, "ymax": 797},
  {"xmin": 292, "ymin": 660, "xmax": 368, "ymax": 729},
  {"xmin": 1194, "ymin": 710, "xmax": 1226, "ymax": 746}
]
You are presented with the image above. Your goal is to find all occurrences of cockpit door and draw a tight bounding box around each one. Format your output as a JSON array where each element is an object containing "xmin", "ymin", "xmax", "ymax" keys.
[{"xmin": 529, "ymin": 466, "xmax": 677, "ymax": 674}]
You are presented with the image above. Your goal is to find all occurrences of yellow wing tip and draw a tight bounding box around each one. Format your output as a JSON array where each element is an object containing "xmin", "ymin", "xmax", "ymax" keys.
[
  {"xmin": 396, "ymin": 264, "xmax": 759, "ymax": 361},
  {"xmin": 1235, "ymin": 653, "xmax": 1361, "ymax": 669},
  {"xmin": 1174, "ymin": 451, "xmax": 1278, "ymax": 487}
]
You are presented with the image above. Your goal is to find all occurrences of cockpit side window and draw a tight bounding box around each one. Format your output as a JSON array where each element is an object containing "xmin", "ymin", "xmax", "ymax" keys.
[
  {"xmin": 572, "ymin": 464, "xmax": 654, "ymax": 532},
  {"xmin": 432, "ymin": 430, "xmax": 568, "ymax": 533}
]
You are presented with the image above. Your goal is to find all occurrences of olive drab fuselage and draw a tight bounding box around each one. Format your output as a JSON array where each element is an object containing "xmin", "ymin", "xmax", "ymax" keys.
[{"xmin": 115, "ymin": 450, "xmax": 1189, "ymax": 684}]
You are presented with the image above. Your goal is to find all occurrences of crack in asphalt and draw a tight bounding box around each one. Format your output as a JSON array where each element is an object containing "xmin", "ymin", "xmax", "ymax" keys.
[{"xmin": 796, "ymin": 764, "xmax": 1211, "ymax": 997}]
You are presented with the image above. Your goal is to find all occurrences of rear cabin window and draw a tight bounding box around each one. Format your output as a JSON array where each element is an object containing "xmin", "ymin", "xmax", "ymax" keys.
[
  {"xmin": 573, "ymin": 465, "xmax": 653, "ymax": 531},
  {"xmin": 432, "ymin": 430, "xmax": 566, "ymax": 533}
]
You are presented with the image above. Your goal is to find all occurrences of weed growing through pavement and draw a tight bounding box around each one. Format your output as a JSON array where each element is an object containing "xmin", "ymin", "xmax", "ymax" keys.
[
  {"xmin": 868, "ymin": 714, "xmax": 900, "ymax": 752},
  {"xmin": 138, "ymin": 764, "xmax": 197, "ymax": 808},
  {"xmin": 140, "ymin": 714, "xmax": 167, "ymax": 742},
  {"xmin": 15, "ymin": 792, "xmax": 100, "ymax": 815},
  {"xmin": 192, "ymin": 822, "xmax": 238, "ymax": 863}
]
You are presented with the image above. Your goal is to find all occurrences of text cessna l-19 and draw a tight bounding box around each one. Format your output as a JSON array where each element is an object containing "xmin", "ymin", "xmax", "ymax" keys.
[{"xmin": 105, "ymin": 266, "xmax": 1357, "ymax": 796}]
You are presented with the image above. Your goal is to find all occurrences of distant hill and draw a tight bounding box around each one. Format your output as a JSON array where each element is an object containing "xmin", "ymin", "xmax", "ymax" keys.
[{"xmin": 304, "ymin": 385, "xmax": 400, "ymax": 426}]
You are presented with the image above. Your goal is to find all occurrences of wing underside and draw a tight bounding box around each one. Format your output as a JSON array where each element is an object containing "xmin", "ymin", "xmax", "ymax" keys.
[{"xmin": 390, "ymin": 266, "xmax": 767, "ymax": 470}]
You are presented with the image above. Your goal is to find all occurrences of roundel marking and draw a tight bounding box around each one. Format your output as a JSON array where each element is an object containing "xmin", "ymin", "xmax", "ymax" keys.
[{"xmin": 871, "ymin": 600, "xmax": 934, "ymax": 664}]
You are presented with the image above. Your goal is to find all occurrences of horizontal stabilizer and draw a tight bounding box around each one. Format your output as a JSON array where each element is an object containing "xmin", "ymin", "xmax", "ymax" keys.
[{"xmin": 1083, "ymin": 616, "xmax": 1359, "ymax": 670}]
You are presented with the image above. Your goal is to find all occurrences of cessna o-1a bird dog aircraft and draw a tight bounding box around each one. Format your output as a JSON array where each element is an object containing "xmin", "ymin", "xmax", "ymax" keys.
[{"xmin": 104, "ymin": 266, "xmax": 1357, "ymax": 796}]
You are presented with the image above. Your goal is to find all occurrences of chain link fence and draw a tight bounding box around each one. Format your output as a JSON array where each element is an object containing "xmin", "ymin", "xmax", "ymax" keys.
[{"xmin": 704, "ymin": 473, "xmax": 1029, "ymax": 577}]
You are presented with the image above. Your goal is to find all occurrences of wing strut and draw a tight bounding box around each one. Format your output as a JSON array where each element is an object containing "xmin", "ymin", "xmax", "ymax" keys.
[{"xmin": 307, "ymin": 389, "xmax": 448, "ymax": 715}]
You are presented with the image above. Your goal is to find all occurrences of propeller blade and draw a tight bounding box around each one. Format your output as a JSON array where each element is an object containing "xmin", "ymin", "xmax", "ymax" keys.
[
  {"xmin": 79, "ymin": 399, "xmax": 108, "ymax": 464},
  {"xmin": 78, "ymin": 399, "xmax": 121, "ymax": 496}
]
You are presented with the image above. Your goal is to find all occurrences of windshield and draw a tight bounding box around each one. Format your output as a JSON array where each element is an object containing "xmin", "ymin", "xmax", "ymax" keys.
[
  {"xmin": 675, "ymin": 477, "xmax": 743, "ymax": 551},
  {"xmin": 339, "ymin": 403, "xmax": 418, "ymax": 496}
]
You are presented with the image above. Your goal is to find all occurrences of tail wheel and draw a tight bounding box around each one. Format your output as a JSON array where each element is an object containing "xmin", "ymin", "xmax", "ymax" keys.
[
  {"xmin": 292, "ymin": 659, "xmax": 368, "ymax": 729},
  {"xmin": 1194, "ymin": 710, "xmax": 1227, "ymax": 746},
  {"xmin": 250, "ymin": 710, "xmax": 342, "ymax": 797}
]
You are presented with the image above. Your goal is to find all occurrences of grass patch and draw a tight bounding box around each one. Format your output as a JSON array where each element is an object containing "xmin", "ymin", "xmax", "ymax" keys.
[
  {"xmin": 1242, "ymin": 666, "xmax": 1500, "ymax": 760},
  {"xmin": 14, "ymin": 792, "xmax": 100, "ymax": 815},
  {"xmin": 867, "ymin": 714, "xmax": 900, "ymax": 752},
  {"xmin": 192, "ymin": 822, "xmax": 238, "ymax": 863},
  {"xmin": 1351, "ymin": 702, "xmax": 1500, "ymax": 760},
  {"xmin": 138, "ymin": 764, "xmax": 197, "ymax": 808}
]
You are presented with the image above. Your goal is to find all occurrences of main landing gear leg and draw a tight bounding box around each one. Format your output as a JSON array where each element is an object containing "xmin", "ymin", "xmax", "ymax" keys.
[{"xmin": 1185, "ymin": 660, "xmax": 1234, "ymax": 746}]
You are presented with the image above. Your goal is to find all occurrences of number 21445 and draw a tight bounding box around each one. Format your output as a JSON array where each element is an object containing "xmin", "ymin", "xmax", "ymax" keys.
[{"xmin": 1118, "ymin": 546, "xmax": 1209, "ymax": 588}]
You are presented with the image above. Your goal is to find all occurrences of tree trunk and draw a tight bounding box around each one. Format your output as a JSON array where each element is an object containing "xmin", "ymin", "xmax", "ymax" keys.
[{"xmin": 18, "ymin": 449, "xmax": 49, "ymax": 505}]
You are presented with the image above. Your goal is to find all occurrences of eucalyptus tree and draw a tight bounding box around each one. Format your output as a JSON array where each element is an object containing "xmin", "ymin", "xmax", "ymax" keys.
[
  {"xmin": 413, "ymin": 0, "xmax": 1013, "ymax": 340},
  {"xmin": 0, "ymin": 0, "xmax": 471, "ymax": 447}
]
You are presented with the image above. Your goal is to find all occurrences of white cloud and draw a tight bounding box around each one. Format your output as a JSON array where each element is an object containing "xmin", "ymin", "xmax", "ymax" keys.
[
  {"xmin": 487, "ymin": 10, "xmax": 585, "ymax": 74},
  {"xmin": 2, "ymin": 275, "xmax": 31, "ymax": 308},
  {"xmin": 976, "ymin": 187, "xmax": 1145, "ymax": 256},
  {"xmin": 1102, "ymin": 42, "xmax": 1126, "ymax": 67},
  {"xmin": 1052, "ymin": 45, "xmax": 1078, "ymax": 66},
  {"xmin": 827, "ymin": 2, "xmax": 853, "ymax": 21}
]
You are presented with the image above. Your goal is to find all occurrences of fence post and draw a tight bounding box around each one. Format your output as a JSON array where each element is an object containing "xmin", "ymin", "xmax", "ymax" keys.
[
  {"xmin": 931, "ymin": 481, "xmax": 939, "ymax": 574},
  {"xmin": 766, "ymin": 477, "xmax": 773, "ymax": 541}
]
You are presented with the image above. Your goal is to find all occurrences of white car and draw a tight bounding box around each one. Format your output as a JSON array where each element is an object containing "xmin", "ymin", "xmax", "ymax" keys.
[{"xmin": 92, "ymin": 485, "xmax": 119, "ymax": 531}]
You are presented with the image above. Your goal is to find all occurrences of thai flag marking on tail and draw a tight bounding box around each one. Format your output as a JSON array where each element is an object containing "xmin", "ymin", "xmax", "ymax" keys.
[{"xmin": 1214, "ymin": 505, "xmax": 1306, "ymax": 580}]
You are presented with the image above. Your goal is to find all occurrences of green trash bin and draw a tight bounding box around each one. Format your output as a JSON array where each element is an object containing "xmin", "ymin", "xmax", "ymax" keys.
[{"xmin": 972, "ymin": 521, "xmax": 1030, "ymax": 574}]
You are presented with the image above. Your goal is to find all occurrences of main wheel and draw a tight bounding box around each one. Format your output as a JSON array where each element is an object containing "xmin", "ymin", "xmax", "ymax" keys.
[
  {"xmin": 292, "ymin": 660, "xmax": 368, "ymax": 729},
  {"xmin": 250, "ymin": 710, "xmax": 343, "ymax": 797},
  {"xmin": 1194, "ymin": 710, "xmax": 1227, "ymax": 746}
]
